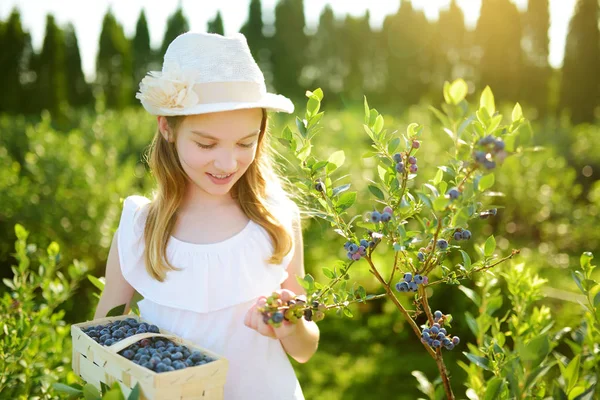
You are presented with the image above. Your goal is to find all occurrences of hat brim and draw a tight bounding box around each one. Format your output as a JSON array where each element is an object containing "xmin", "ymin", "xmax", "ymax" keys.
[{"xmin": 142, "ymin": 93, "xmax": 294, "ymax": 116}]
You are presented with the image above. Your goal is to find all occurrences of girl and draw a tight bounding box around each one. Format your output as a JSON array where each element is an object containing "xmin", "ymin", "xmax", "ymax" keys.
[{"xmin": 93, "ymin": 31, "xmax": 319, "ymax": 399}]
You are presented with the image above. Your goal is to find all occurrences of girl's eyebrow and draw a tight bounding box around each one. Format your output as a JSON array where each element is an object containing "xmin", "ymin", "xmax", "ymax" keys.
[{"xmin": 190, "ymin": 129, "xmax": 260, "ymax": 141}]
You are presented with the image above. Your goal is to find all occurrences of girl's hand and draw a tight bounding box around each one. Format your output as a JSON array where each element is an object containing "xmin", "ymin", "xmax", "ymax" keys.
[{"xmin": 244, "ymin": 289, "xmax": 299, "ymax": 340}]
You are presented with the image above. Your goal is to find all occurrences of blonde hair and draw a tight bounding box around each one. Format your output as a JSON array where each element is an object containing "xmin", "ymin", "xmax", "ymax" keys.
[{"xmin": 142, "ymin": 109, "xmax": 293, "ymax": 282}]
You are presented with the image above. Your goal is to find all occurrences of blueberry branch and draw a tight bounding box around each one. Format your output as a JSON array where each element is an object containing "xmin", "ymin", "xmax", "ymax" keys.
[
  {"xmin": 426, "ymin": 249, "xmax": 521, "ymax": 286},
  {"xmin": 421, "ymin": 214, "xmax": 444, "ymax": 276},
  {"xmin": 364, "ymin": 255, "xmax": 437, "ymax": 358}
]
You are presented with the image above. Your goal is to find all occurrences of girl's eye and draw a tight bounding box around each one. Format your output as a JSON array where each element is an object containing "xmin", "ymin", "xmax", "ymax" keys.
[
  {"xmin": 195, "ymin": 143, "xmax": 215, "ymax": 149},
  {"xmin": 239, "ymin": 142, "xmax": 256, "ymax": 148}
]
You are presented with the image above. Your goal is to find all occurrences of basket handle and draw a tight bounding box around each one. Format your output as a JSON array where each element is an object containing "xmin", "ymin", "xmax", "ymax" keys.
[{"xmin": 107, "ymin": 332, "xmax": 181, "ymax": 354}]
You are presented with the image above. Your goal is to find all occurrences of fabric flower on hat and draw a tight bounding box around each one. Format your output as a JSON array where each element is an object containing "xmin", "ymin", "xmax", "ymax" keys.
[{"xmin": 135, "ymin": 62, "xmax": 199, "ymax": 112}]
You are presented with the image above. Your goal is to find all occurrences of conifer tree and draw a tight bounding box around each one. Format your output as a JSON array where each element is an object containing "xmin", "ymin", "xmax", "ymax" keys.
[
  {"xmin": 64, "ymin": 23, "xmax": 92, "ymax": 107},
  {"xmin": 207, "ymin": 11, "xmax": 224, "ymax": 35}
]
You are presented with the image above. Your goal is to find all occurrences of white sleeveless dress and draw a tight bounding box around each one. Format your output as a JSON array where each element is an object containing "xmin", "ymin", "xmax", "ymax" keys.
[{"xmin": 117, "ymin": 195, "xmax": 305, "ymax": 400}]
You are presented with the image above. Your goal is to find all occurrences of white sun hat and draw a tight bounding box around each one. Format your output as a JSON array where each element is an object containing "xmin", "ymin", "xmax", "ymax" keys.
[{"xmin": 135, "ymin": 31, "xmax": 294, "ymax": 116}]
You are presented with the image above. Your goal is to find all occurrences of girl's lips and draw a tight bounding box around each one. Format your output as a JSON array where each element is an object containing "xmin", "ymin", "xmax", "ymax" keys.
[{"xmin": 206, "ymin": 172, "xmax": 235, "ymax": 185}]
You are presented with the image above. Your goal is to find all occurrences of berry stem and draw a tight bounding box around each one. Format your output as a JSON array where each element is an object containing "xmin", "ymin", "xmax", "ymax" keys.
[
  {"xmin": 426, "ymin": 249, "xmax": 521, "ymax": 286},
  {"xmin": 364, "ymin": 256, "xmax": 436, "ymax": 359},
  {"xmin": 386, "ymin": 250, "xmax": 400, "ymax": 286},
  {"xmin": 457, "ymin": 166, "xmax": 476, "ymax": 192},
  {"xmin": 421, "ymin": 214, "xmax": 444, "ymax": 276}
]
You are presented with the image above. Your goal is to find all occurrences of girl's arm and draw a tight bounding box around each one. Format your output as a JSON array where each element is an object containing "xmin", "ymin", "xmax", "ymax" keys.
[{"xmin": 93, "ymin": 230, "xmax": 135, "ymax": 319}]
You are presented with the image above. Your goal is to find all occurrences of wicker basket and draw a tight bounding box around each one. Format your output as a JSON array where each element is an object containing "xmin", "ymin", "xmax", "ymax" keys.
[{"xmin": 71, "ymin": 315, "xmax": 228, "ymax": 399}]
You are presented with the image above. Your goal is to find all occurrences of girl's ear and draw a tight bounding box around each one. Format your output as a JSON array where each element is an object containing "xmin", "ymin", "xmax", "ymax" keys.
[{"xmin": 157, "ymin": 116, "xmax": 173, "ymax": 142}]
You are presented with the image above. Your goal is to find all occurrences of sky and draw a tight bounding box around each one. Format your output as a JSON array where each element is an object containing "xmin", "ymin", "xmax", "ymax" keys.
[{"xmin": 0, "ymin": 0, "xmax": 578, "ymax": 81}]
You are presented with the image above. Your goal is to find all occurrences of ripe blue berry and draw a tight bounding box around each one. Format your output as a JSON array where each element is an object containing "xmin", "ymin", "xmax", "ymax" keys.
[
  {"xmin": 445, "ymin": 343, "xmax": 455, "ymax": 350},
  {"xmin": 315, "ymin": 181, "xmax": 325, "ymax": 192},
  {"xmin": 483, "ymin": 160, "xmax": 496, "ymax": 170},
  {"xmin": 358, "ymin": 246, "xmax": 366, "ymax": 256},
  {"xmin": 395, "ymin": 162, "xmax": 404, "ymax": 173},
  {"xmin": 344, "ymin": 241, "xmax": 352, "ymax": 250},
  {"xmin": 461, "ymin": 230, "xmax": 471, "ymax": 240},
  {"xmin": 422, "ymin": 331, "xmax": 430, "ymax": 340},
  {"xmin": 417, "ymin": 252, "xmax": 425, "ymax": 262},
  {"xmin": 437, "ymin": 332, "xmax": 446, "ymax": 340},
  {"xmin": 412, "ymin": 140, "xmax": 420, "ymax": 149},
  {"xmin": 422, "ymin": 328, "xmax": 430, "ymax": 335},
  {"xmin": 432, "ymin": 340, "xmax": 441, "ymax": 348},
  {"xmin": 381, "ymin": 212, "xmax": 392, "ymax": 222},
  {"xmin": 430, "ymin": 326, "xmax": 439, "ymax": 335},
  {"xmin": 393, "ymin": 153, "xmax": 402, "ymax": 163},
  {"xmin": 408, "ymin": 156, "xmax": 417, "ymax": 165},
  {"xmin": 348, "ymin": 244, "xmax": 359, "ymax": 253},
  {"xmin": 440, "ymin": 328, "xmax": 447, "ymax": 335},
  {"xmin": 368, "ymin": 241, "xmax": 375, "ymax": 248},
  {"xmin": 395, "ymin": 282, "xmax": 409, "ymax": 292},
  {"xmin": 442, "ymin": 338, "xmax": 452, "ymax": 346},
  {"xmin": 437, "ymin": 239, "xmax": 448, "ymax": 250},
  {"xmin": 452, "ymin": 336, "xmax": 460, "ymax": 345},
  {"xmin": 434, "ymin": 310, "xmax": 443, "ymax": 320},
  {"xmin": 432, "ymin": 323, "xmax": 440, "ymax": 329},
  {"xmin": 494, "ymin": 140, "xmax": 505, "ymax": 151},
  {"xmin": 409, "ymin": 164, "xmax": 418, "ymax": 173},
  {"xmin": 447, "ymin": 188, "xmax": 460, "ymax": 199},
  {"xmin": 478, "ymin": 135, "xmax": 494, "ymax": 146},
  {"xmin": 408, "ymin": 282, "xmax": 418, "ymax": 292},
  {"xmin": 403, "ymin": 272, "xmax": 413, "ymax": 282},
  {"xmin": 272, "ymin": 312, "xmax": 284, "ymax": 323},
  {"xmin": 414, "ymin": 274, "xmax": 424, "ymax": 284},
  {"xmin": 371, "ymin": 211, "xmax": 382, "ymax": 223},
  {"xmin": 474, "ymin": 151, "xmax": 487, "ymax": 163},
  {"xmin": 360, "ymin": 239, "xmax": 369, "ymax": 248},
  {"xmin": 347, "ymin": 251, "xmax": 354, "ymax": 260}
]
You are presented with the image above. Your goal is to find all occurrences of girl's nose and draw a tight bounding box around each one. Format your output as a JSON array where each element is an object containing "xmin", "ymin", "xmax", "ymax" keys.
[{"xmin": 214, "ymin": 151, "xmax": 237, "ymax": 173}]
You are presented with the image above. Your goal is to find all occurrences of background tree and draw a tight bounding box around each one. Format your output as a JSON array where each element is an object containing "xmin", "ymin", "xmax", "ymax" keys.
[
  {"xmin": 382, "ymin": 0, "xmax": 434, "ymax": 107},
  {"xmin": 0, "ymin": 9, "xmax": 28, "ymax": 113},
  {"xmin": 475, "ymin": 0, "xmax": 523, "ymax": 102},
  {"xmin": 240, "ymin": 0, "xmax": 272, "ymax": 89},
  {"xmin": 160, "ymin": 7, "xmax": 190, "ymax": 57},
  {"xmin": 521, "ymin": 0, "xmax": 551, "ymax": 116},
  {"xmin": 272, "ymin": 0, "xmax": 308, "ymax": 101},
  {"xmin": 433, "ymin": 0, "xmax": 467, "ymax": 95},
  {"xmin": 64, "ymin": 23, "xmax": 92, "ymax": 108},
  {"xmin": 37, "ymin": 15, "xmax": 67, "ymax": 116},
  {"xmin": 559, "ymin": 0, "xmax": 600, "ymax": 123},
  {"xmin": 132, "ymin": 10, "xmax": 153, "ymax": 99},
  {"xmin": 207, "ymin": 11, "xmax": 224, "ymax": 35},
  {"xmin": 96, "ymin": 10, "xmax": 133, "ymax": 109}
]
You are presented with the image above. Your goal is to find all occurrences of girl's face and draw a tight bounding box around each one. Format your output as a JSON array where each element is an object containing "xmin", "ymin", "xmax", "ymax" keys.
[{"xmin": 161, "ymin": 108, "xmax": 263, "ymax": 197}]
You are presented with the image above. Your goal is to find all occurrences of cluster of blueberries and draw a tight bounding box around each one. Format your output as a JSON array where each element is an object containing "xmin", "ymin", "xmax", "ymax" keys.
[
  {"xmin": 120, "ymin": 336, "xmax": 215, "ymax": 373},
  {"xmin": 369, "ymin": 206, "xmax": 394, "ymax": 224},
  {"xmin": 473, "ymin": 135, "xmax": 506, "ymax": 170},
  {"xmin": 82, "ymin": 318, "xmax": 160, "ymax": 346},
  {"xmin": 421, "ymin": 310, "xmax": 460, "ymax": 351},
  {"xmin": 393, "ymin": 152, "xmax": 419, "ymax": 174},
  {"xmin": 395, "ymin": 272, "xmax": 429, "ymax": 292},
  {"xmin": 452, "ymin": 228, "xmax": 472, "ymax": 241}
]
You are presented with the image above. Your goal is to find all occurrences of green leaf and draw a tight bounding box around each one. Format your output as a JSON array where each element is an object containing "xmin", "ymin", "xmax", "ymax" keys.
[
  {"xmin": 459, "ymin": 250, "xmax": 472, "ymax": 271},
  {"xmin": 368, "ymin": 185, "xmax": 385, "ymax": 201},
  {"xmin": 458, "ymin": 285, "xmax": 481, "ymax": 307},
  {"xmin": 335, "ymin": 192, "xmax": 356, "ymax": 212},
  {"xmin": 484, "ymin": 235, "xmax": 496, "ymax": 257},
  {"xmin": 88, "ymin": 275, "xmax": 105, "ymax": 291},
  {"xmin": 388, "ymin": 137, "xmax": 401, "ymax": 154},
  {"xmin": 47, "ymin": 242, "xmax": 60, "ymax": 257},
  {"xmin": 307, "ymin": 97, "xmax": 320, "ymax": 117},
  {"xmin": 327, "ymin": 150, "xmax": 345, "ymax": 169},
  {"xmin": 295, "ymin": 117, "xmax": 307, "ymax": 138},
  {"xmin": 103, "ymin": 387, "xmax": 125, "ymax": 400},
  {"xmin": 15, "ymin": 224, "xmax": 28, "ymax": 241},
  {"xmin": 465, "ymin": 311, "xmax": 479, "ymax": 336},
  {"xmin": 484, "ymin": 377, "xmax": 506, "ymax": 400},
  {"xmin": 480, "ymin": 86, "xmax": 496, "ymax": 116},
  {"xmin": 594, "ymin": 291, "xmax": 600, "ymax": 307},
  {"xmin": 52, "ymin": 383, "xmax": 83, "ymax": 395},
  {"xmin": 322, "ymin": 268, "xmax": 335, "ymax": 279},
  {"xmin": 303, "ymin": 274, "xmax": 315, "ymax": 290},
  {"xmin": 580, "ymin": 252, "xmax": 593, "ymax": 269},
  {"xmin": 519, "ymin": 334, "xmax": 550, "ymax": 362},
  {"xmin": 127, "ymin": 383, "xmax": 141, "ymax": 400},
  {"xmin": 363, "ymin": 96, "xmax": 370, "ymax": 125},
  {"xmin": 463, "ymin": 352, "xmax": 490, "ymax": 370},
  {"xmin": 432, "ymin": 168, "xmax": 443, "ymax": 185},
  {"xmin": 107, "ymin": 304, "xmax": 126, "ymax": 317},
  {"xmin": 448, "ymin": 79, "xmax": 468, "ymax": 105},
  {"xmin": 411, "ymin": 370, "xmax": 434, "ymax": 396},
  {"xmin": 564, "ymin": 354, "xmax": 581, "ymax": 394},
  {"xmin": 524, "ymin": 363, "xmax": 555, "ymax": 393},
  {"xmin": 512, "ymin": 102, "xmax": 523, "ymax": 122},
  {"xmin": 83, "ymin": 384, "xmax": 101, "ymax": 400},
  {"xmin": 332, "ymin": 184, "xmax": 351, "ymax": 197},
  {"xmin": 296, "ymin": 275, "xmax": 310, "ymax": 290},
  {"xmin": 343, "ymin": 308, "xmax": 353, "ymax": 318},
  {"xmin": 433, "ymin": 196, "xmax": 449, "ymax": 212},
  {"xmin": 478, "ymin": 173, "xmax": 495, "ymax": 192},
  {"xmin": 373, "ymin": 115, "xmax": 384, "ymax": 134}
]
